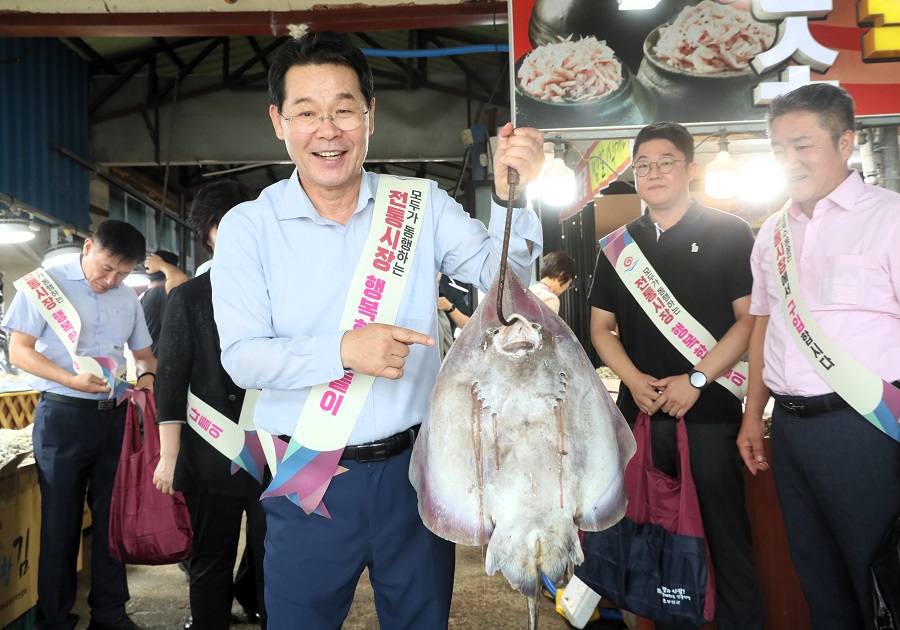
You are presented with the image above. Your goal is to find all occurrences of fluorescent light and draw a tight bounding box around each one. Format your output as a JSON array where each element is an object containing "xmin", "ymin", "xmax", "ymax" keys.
[
  {"xmin": 618, "ymin": 0, "xmax": 661, "ymax": 9},
  {"xmin": 0, "ymin": 218, "xmax": 36, "ymax": 244},
  {"xmin": 42, "ymin": 243, "xmax": 83, "ymax": 268},
  {"xmin": 124, "ymin": 271, "xmax": 151, "ymax": 288}
]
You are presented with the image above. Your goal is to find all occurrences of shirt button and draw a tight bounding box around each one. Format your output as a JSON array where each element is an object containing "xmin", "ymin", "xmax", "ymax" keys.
[{"xmin": 228, "ymin": 394, "xmax": 236, "ymax": 401}]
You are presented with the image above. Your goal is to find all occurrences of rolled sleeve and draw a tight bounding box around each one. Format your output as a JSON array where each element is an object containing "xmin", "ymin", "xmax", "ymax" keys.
[{"xmin": 749, "ymin": 219, "xmax": 775, "ymax": 317}]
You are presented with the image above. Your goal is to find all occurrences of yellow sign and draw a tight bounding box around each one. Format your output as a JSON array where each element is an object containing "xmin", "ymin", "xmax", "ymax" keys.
[
  {"xmin": 588, "ymin": 140, "xmax": 632, "ymax": 195},
  {"xmin": 859, "ymin": 0, "xmax": 900, "ymax": 60}
]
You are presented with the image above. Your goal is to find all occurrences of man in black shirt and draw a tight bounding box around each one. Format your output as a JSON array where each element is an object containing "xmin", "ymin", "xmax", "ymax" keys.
[
  {"xmin": 140, "ymin": 250, "xmax": 187, "ymax": 355},
  {"xmin": 588, "ymin": 122, "xmax": 763, "ymax": 630}
]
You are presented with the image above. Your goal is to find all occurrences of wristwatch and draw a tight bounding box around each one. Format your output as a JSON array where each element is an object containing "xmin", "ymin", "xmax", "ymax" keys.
[
  {"xmin": 688, "ymin": 369, "xmax": 709, "ymax": 391},
  {"xmin": 447, "ymin": 304, "xmax": 457, "ymax": 313}
]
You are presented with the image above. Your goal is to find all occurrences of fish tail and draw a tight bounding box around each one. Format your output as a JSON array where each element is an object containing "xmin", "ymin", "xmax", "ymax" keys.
[{"xmin": 485, "ymin": 525, "xmax": 581, "ymax": 597}]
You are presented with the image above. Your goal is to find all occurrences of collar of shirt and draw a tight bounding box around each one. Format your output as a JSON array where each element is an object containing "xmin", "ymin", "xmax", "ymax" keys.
[
  {"xmin": 635, "ymin": 202, "xmax": 704, "ymax": 233},
  {"xmin": 752, "ymin": 169, "xmax": 900, "ymax": 395},
  {"xmin": 275, "ymin": 168, "xmax": 376, "ymax": 224},
  {"xmin": 788, "ymin": 170, "xmax": 863, "ymax": 222},
  {"xmin": 62, "ymin": 255, "xmax": 88, "ymax": 283}
]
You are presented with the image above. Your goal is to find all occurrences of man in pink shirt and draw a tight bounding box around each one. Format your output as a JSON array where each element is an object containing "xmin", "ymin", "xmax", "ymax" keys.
[{"xmin": 739, "ymin": 83, "xmax": 900, "ymax": 629}]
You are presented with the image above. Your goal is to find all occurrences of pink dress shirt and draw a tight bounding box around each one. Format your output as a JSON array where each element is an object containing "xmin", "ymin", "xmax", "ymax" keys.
[{"xmin": 750, "ymin": 171, "xmax": 900, "ymax": 396}]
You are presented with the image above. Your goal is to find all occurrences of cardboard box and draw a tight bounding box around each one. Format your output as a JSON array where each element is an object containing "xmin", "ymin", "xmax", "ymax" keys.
[{"xmin": 0, "ymin": 458, "xmax": 40, "ymax": 629}]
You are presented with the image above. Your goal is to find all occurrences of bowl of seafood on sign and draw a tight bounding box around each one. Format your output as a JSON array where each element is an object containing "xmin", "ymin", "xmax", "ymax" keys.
[
  {"xmin": 515, "ymin": 36, "xmax": 656, "ymax": 129},
  {"xmin": 637, "ymin": 0, "xmax": 778, "ymax": 122}
]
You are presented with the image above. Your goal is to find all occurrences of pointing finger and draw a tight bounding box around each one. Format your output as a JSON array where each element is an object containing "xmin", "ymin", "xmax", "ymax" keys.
[{"xmin": 390, "ymin": 325, "xmax": 434, "ymax": 347}]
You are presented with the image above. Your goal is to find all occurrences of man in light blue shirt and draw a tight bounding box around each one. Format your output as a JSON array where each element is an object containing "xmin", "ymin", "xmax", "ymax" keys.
[
  {"xmin": 2, "ymin": 220, "xmax": 156, "ymax": 630},
  {"xmin": 211, "ymin": 31, "xmax": 546, "ymax": 630}
]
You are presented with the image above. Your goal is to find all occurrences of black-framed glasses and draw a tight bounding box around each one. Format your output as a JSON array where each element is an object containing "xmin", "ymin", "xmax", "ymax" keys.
[
  {"xmin": 279, "ymin": 108, "xmax": 370, "ymax": 134},
  {"xmin": 632, "ymin": 158, "xmax": 686, "ymax": 177}
]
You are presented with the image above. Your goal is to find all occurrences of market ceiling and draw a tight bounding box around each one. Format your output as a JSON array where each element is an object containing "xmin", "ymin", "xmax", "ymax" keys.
[
  {"xmin": 1, "ymin": 0, "xmax": 513, "ymax": 195},
  {"xmin": 0, "ymin": 0, "xmax": 508, "ymax": 37}
]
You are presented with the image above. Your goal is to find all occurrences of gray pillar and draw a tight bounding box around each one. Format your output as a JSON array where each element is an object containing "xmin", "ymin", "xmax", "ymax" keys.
[{"xmin": 859, "ymin": 126, "xmax": 900, "ymax": 193}]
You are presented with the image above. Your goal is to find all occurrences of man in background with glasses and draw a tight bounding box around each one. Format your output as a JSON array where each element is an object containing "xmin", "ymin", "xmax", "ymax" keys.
[
  {"xmin": 588, "ymin": 122, "xmax": 764, "ymax": 629},
  {"xmin": 210, "ymin": 31, "xmax": 546, "ymax": 629}
]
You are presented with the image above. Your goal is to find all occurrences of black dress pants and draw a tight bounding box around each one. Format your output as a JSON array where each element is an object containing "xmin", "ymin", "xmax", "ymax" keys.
[
  {"xmin": 183, "ymin": 491, "xmax": 266, "ymax": 630},
  {"xmin": 644, "ymin": 418, "xmax": 765, "ymax": 630},
  {"xmin": 32, "ymin": 399, "xmax": 130, "ymax": 630},
  {"xmin": 771, "ymin": 405, "xmax": 900, "ymax": 630}
]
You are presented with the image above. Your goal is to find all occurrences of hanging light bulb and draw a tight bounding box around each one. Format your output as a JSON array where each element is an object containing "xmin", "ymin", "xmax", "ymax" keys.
[
  {"xmin": 541, "ymin": 141, "xmax": 577, "ymax": 207},
  {"xmin": 705, "ymin": 130, "xmax": 742, "ymax": 200}
]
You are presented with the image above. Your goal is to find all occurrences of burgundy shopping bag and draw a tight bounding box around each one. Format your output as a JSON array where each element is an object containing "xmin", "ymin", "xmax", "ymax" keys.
[
  {"xmin": 576, "ymin": 413, "xmax": 715, "ymax": 627},
  {"xmin": 109, "ymin": 391, "xmax": 192, "ymax": 565}
]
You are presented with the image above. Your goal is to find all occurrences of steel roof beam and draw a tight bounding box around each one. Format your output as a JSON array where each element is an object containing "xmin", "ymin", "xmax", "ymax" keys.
[
  {"xmin": 0, "ymin": 4, "xmax": 508, "ymax": 38},
  {"xmin": 89, "ymin": 57, "xmax": 149, "ymax": 114},
  {"xmin": 152, "ymin": 36, "xmax": 187, "ymax": 71},
  {"xmin": 63, "ymin": 37, "xmax": 120, "ymax": 74}
]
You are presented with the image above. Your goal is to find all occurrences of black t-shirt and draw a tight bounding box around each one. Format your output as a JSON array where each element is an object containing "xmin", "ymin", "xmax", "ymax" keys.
[
  {"xmin": 439, "ymin": 274, "xmax": 473, "ymax": 335},
  {"xmin": 140, "ymin": 284, "xmax": 167, "ymax": 356},
  {"xmin": 589, "ymin": 203, "xmax": 754, "ymax": 424}
]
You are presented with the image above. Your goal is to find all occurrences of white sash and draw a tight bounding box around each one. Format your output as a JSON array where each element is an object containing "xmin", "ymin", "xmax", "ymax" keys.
[
  {"xmin": 186, "ymin": 388, "xmax": 258, "ymax": 460},
  {"xmin": 186, "ymin": 387, "xmax": 282, "ymax": 478},
  {"xmin": 771, "ymin": 208, "xmax": 900, "ymax": 440},
  {"xmin": 13, "ymin": 268, "xmax": 125, "ymax": 397},
  {"xmin": 287, "ymin": 175, "xmax": 430, "ymax": 452},
  {"xmin": 601, "ymin": 226, "xmax": 749, "ymax": 399}
]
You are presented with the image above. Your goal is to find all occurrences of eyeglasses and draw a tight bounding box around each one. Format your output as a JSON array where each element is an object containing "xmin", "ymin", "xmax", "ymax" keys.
[
  {"xmin": 278, "ymin": 108, "xmax": 370, "ymax": 134},
  {"xmin": 632, "ymin": 158, "xmax": 686, "ymax": 177}
]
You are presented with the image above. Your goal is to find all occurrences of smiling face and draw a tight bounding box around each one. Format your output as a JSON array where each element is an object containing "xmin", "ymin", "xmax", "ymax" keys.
[
  {"xmin": 269, "ymin": 63, "xmax": 374, "ymax": 199},
  {"xmin": 769, "ymin": 110, "xmax": 854, "ymax": 216},
  {"xmin": 632, "ymin": 138, "xmax": 697, "ymax": 213},
  {"xmin": 81, "ymin": 239, "xmax": 139, "ymax": 294}
]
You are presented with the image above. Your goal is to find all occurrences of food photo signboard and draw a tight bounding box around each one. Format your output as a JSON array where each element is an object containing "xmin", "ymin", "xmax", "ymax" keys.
[{"xmin": 509, "ymin": 0, "xmax": 900, "ymax": 132}]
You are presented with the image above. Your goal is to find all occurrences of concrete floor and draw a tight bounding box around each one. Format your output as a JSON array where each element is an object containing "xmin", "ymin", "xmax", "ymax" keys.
[{"xmin": 71, "ymin": 532, "xmax": 605, "ymax": 630}]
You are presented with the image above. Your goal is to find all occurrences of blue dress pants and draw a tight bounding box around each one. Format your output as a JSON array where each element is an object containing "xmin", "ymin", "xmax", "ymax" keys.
[
  {"xmin": 32, "ymin": 398, "xmax": 130, "ymax": 630},
  {"xmin": 771, "ymin": 405, "xmax": 900, "ymax": 630},
  {"xmin": 262, "ymin": 448, "xmax": 455, "ymax": 630}
]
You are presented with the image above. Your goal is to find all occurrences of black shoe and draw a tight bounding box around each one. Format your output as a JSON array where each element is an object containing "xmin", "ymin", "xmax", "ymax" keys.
[
  {"xmin": 183, "ymin": 616, "xmax": 193, "ymax": 630},
  {"xmin": 241, "ymin": 607, "xmax": 261, "ymax": 625},
  {"xmin": 87, "ymin": 615, "xmax": 142, "ymax": 630}
]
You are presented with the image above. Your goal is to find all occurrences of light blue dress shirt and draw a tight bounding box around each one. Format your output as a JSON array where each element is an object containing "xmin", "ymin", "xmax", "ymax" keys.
[
  {"xmin": 211, "ymin": 169, "xmax": 543, "ymax": 445},
  {"xmin": 1, "ymin": 257, "xmax": 153, "ymax": 399}
]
